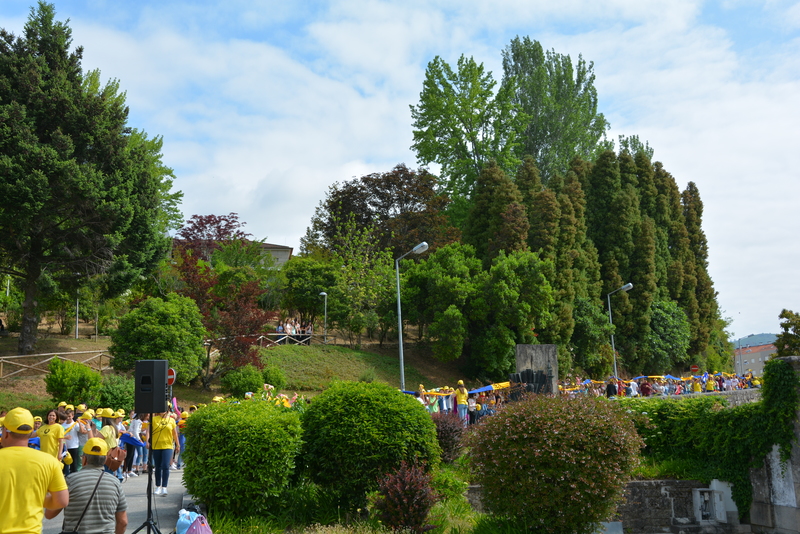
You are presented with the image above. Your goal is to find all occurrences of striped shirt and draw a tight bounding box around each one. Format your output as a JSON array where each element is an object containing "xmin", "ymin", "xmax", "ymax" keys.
[{"xmin": 63, "ymin": 467, "xmax": 127, "ymax": 534}]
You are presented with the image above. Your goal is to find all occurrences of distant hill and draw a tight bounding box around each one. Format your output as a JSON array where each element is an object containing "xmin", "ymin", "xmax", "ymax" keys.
[{"xmin": 734, "ymin": 333, "xmax": 777, "ymax": 348}]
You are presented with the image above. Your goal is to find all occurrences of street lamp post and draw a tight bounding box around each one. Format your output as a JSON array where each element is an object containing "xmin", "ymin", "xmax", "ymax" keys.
[
  {"xmin": 396, "ymin": 241, "xmax": 428, "ymax": 391},
  {"xmin": 607, "ymin": 282, "xmax": 633, "ymax": 379},
  {"xmin": 319, "ymin": 292, "xmax": 328, "ymax": 344}
]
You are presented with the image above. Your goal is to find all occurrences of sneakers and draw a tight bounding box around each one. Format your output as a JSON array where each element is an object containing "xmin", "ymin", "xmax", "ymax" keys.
[
  {"xmin": 154, "ymin": 486, "xmax": 163, "ymax": 495},
  {"xmin": 170, "ymin": 464, "xmax": 177, "ymax": 470},
  {"xmin": 161, "ymin": 487, "xmax": 168, "ymax": 496},
  {"xmin": 130, "ymin": 471, "xmax": 138, "ymax": 477}
]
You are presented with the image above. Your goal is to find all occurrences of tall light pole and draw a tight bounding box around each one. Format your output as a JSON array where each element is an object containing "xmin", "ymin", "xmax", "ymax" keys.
[
  {"xmin": 607, "ymin": 282, "xmax": 633, "ymax": 379},
  {"xmin": 319, "ymin": 292, "xmax": 327, "ymax": 344},
  {"xmin": 396, "ymin": 241, "xmax": 428, "ymax": 391}
]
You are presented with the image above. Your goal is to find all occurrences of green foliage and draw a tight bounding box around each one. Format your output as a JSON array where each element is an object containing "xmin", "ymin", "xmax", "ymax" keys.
[
  {"xmin": 327, "ymin": 217, "xmax": 394, "ymax": 349},
  {"xmin": 280, "ymin": 257, "xmax": 338, "ymax": 325},
  {"xmin": 431, "ymin": 412, "xmax": 466, "ymax": 463},
  {"xmin": 410, "ymin": 55, "xmax": 527, "ymax": 223},
  {"xmin": 431, "ymin": 463, "xmax": 470, "ymax": 502},
  {"xmin": 183, "ymin": 401, "xmax": 303, "ymax": 516},
  {"xmin": 775, "ymin": 309, "xmax": 800, "ymax": 357},
  {"xmin": 501, "ymin": 36, "xmax": 610, "ymax": 182},
  {"xmin": 371, "ymin": 462, "xmax": 439, "ymax": 534},
  {"xmin": 262, "ymin": 364, "xmax": 287, "ymax": 392},
  {"xmin": 468, "ymin": 396, "xmax": 642, "ymax": 533},
  {"xmin": 220, "ymin": 364, "xmax": 264, "ymax": 398},
  {"xmin": 0, "ymin": 4, "xmax": 180, "ymax": 354},
  {"xmin": 300, "ymin": 381, "xmax": 441, "ymax": 509},
  {"xmin": 109, "ymin": 293, "xmax": 206, "ymax": 385},
  {"xmin": 99, "ymin": 374, "xmax": 135, "ymax": 413},
  {"xmin": 44, "ymin": 358, "xmax": 102, "ymax": 405},
  {"xmin": 618, "ymin": 358, "xmax": 800, "ymax": 516},
  {"xmin": 643, "ymin": 299, "xmax": 691, "ymax": 373}
]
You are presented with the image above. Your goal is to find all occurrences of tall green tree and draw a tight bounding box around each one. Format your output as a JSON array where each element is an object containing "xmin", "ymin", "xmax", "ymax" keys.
[
  {"xmin": 774, "ymin": 309, "xmax": 800, "ymax": 358},
  {"xmin": 300, "ymin": 164, "xmax": 459, "ymax": 258},
  {"xmin": 0, "ymin": 3, "xmax": 181, "ymax": 354},
  {"xmin": 462, "ymin": 161, "xmax": 528, "ymax": 267},
  {"xmin": 410, "ymin": 55, "xmax": 527, "ymax": 224},
  {"xmin": 501, "ymin": 36, "xmax": 610, "ymax": 182},
  {"xmin": 280, "ymin": 256, "xmax": 338, "ymax": 326}
]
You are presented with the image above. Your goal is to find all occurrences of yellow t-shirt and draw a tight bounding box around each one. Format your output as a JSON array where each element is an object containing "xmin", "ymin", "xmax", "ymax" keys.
[
  {"xmin": 0, "ymin": 446, "xmax": 68, "ymax": 534},
  {"xmin": 455, "ymin": 388, "xmax": 469, "ymax": 406},
  {"xmin": 100, "ymin": 425, "xmax": 118, "ymax": 449},
  {"xmin": 36, "ymin": 423, "xmax": 65, "ymax": 458},
  {"xmin": 150, "ymin": 416, "xmax": 176, "ymax": 450}
]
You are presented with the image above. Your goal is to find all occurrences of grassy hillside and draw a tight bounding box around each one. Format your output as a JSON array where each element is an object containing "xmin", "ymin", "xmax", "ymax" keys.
[{"xmin": 262, "ymin": 344, "xmax": 436, "ymax": 391}]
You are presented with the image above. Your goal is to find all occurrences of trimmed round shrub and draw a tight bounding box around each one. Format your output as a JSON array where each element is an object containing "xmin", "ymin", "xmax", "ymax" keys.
[
  {"xmin": 183, "ymin": 401, "xmax": 303, "ymax": 515},
  {"xmin": 262, "ymin": 364, "xmax": 287, "ymax": 393},
  {"xmin": 300, "ymin": 381, "xmax": 441, "ymax": 508},
  {"xmin": 110, "ymin": 294, "xmax": 206, "ymax": 385},
  {"xmin": 44, "ymin": 357, "xmax": 102, "ymax": 405},
  {"xmin": 468, "ymin": 395, "xmax": 643, "ymax": 534},
  {"xmin": 220, "ymin": 364, "xmax": 264, "ymax": 398},
  {"xmin": 99, "ymin": 374, "xmax": 135, "ymax": 413}
]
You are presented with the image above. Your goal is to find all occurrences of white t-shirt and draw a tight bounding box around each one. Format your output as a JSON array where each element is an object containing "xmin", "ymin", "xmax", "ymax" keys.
[{"xmin": 63, "ymin": 421, "xmax": 80, "ymax": 449}]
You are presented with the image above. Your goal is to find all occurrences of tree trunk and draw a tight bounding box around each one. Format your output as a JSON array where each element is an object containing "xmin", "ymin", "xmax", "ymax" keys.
[{"xmin": 18, "ymin": 274, "xmax": 40, "ymax": 355}]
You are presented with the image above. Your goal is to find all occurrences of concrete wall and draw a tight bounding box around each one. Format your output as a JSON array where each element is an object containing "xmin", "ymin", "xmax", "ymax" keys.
[{"xmin": 514, "ymin": 344, "xmax": 558, "ymax": 394}]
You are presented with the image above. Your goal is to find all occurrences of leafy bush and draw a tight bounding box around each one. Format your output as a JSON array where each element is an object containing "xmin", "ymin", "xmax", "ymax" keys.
[
  {"xmin": 220, "ymin": 364, "xmax": 264, "ymax": 398},
  {"xmin": 262, "ymin": 364, "xmax": 287, "ymax": 393},
  {"xmin": 110, "ymin": 293, "xmax": 206, "ymax": 384},
  {"xmin": 468, "ymin": 395, "xmax": 642, "ymax": 534},
  {"xmin": 300, "ymin": 381, "xmax": 441, "ymax": 509},
  {"xmin": 183, "ymin": 401, "xmax": 302, "ymax": 516},
  {"xmin": 99, "ymin": 374, "xmax": 135, "ymax": 413},
  {"xmin": 371, "ymin": 462, "xmax": 439, "ymax": 533},
  {"xmin": 431, "ymin": 411, "xmax": 465, "ymax": 463},
  {"xmin": 44, "ymin": 358, "xmax": 102, "ymax": 405}
]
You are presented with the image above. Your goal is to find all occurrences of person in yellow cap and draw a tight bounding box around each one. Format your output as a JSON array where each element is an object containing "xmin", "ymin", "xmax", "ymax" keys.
[
  {"xmin": 455, "ymin": 380, "xmax": 469, "ymax": 426},
  {"xmin": 33, "ymin": 415, "xmax": 43, "ymax": 431},
  {"xmin": 45, "ymin": 437, "xmax": 128, "ymax": 534},
  {"xmin": 37, "ymin": 409, "xmax": 66, "ymax": 460},
  {"xmin": 0, "ymin": 407, "xmax": 69, "ymax": 533}
]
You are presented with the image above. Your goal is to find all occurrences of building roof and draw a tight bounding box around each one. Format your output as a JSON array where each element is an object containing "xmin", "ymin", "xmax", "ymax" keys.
[{"xmin": 734, "ymin": 333, "xmax": 777, "ymax": 348}]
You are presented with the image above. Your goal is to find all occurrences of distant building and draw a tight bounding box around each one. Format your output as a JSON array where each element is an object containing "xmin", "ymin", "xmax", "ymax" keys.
[{"xmin": 733, "ymin": 333, "xmax": 777, "ymax": 376}]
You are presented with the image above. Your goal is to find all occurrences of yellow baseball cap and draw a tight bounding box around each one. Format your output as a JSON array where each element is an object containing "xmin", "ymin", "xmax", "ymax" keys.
[
  {"xmin": 83, "ymin": 438, "xmax": 109, "ymax": 456},
  {"xmin": 457, "ymin": 380, "xmax": 464, "ymax": 386},
  {"xmin": 79, "ymin": 410, "xmax": 94, "ymax": 420},
  {"xmin": 77, "ymin": 404, "xmax": 87, "ymax": 411},
  {"xmin": 65, "ymin": 404, "xmax": 75, "ymax": 412},
  {"xmin": 34, "ymin": 416, "xmax": 43, "ymax": 423},
  {"xmin": 212, "ymin": 396, "xmax": 224, "ymax": 403},
  {"xmin": 115, "ymin": 409, "xmax": 125, "ymax": 418},
  {"xmin": 181, "ymin": 412, "xmax": 189, "ymax": 419},
  {"xmin": 58, "ymin": 401, "xmax": 67, "ymax": 407},
  {"xmin": 4, "ymin": 407, "xmax": 34, "ymax": 433}
]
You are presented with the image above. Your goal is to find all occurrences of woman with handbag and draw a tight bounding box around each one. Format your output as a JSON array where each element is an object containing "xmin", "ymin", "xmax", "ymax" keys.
[{"xmin": 150, "ymin": 411, "xmax": 180, "ymax": 496}]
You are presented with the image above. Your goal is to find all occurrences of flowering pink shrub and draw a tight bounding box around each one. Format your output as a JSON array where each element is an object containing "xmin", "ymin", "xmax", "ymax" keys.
[{"xmin": 467, "ymin": 395, "xmax": 643, "ymax": 534}]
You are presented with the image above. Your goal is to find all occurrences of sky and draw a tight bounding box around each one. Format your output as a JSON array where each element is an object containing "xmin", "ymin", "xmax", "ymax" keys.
[{"xmin": 1, "ymin": 0, "xmax": 798, "ymax": 340}]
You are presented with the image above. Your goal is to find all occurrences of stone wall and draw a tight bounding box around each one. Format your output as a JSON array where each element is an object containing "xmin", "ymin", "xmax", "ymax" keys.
[{"xmin": 617, "ymin": 480, "xmax": 709, "ymax": 533}]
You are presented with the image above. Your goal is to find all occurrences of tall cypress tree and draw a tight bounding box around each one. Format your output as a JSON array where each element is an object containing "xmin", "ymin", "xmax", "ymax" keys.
[
  {"xmin": 463, "ymin": 161, "xmax": 528, "ymax": 267},
  {"xmin": 682, "ymin": 182, "xmax": 716, "ymax": 356}
]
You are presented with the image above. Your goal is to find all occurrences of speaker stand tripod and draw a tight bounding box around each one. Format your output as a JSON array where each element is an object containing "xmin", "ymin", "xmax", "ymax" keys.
[{"xmin": 132, "ymin": 413, "xmax": 162, "ymax": 534}]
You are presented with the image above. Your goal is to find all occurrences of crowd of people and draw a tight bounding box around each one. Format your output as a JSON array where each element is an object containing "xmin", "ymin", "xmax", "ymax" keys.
[
  {"xmin": 0, "ymin": 397, "xmax": 202, "ymax": 534},
  {"xmin": 558, "ymin": 371, "xmax": 762, "ymax": 398},
  {"xmin": 275, "ymin": 318, "xmax": 313, "ymax": 345}
]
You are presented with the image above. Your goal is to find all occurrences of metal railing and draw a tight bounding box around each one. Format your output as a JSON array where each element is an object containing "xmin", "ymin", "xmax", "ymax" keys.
[{"xmin": 0, "ymin": 351, "xmax": 112, "ymax": 380}]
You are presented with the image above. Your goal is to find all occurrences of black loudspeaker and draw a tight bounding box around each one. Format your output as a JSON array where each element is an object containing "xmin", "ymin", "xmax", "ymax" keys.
[{"xmin": 135, "ymin": 360, "xmax": 168, "ymax": 414}]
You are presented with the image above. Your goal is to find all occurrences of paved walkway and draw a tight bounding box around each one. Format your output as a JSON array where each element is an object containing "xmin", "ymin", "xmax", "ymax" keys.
[{"xmin": 42, "ymin": 469, "xmax": 187, "ymax": 534}]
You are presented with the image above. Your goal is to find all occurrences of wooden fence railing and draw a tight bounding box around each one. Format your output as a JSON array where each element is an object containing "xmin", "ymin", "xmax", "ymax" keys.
[{"xmin": 0, "ymin": 351, "xmax": 112, "ymax": 380}]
